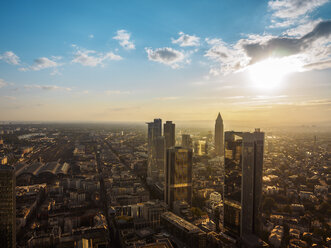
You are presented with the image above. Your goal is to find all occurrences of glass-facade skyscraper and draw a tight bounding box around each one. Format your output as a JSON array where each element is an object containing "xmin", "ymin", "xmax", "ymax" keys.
[
  {"xmin": 165, "ymin": 147, "xmax": 193, "ymax": 209},
  {"xmin": 181, "ymin": 134, "xmax": 192, "ymax": 149},
  {"xmin": 146, "ymin": 119, "xmax": 163, "ymax": 183},
  {"xmin": 164, "ymin": 121, "xmax": 175, "ymax": 149},
  {"xmin": 0, "ymin": 165, "xmax": 16, "ymax": 248},
  {"xmin": 223, "ymin": 129, "xmax": 264, "ymax": 240}
]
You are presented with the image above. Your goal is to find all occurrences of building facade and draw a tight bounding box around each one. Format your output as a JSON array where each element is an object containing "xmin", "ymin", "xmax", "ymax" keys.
[
  {"xmin": 165, "ymin": 147, "xmax": 193, "ymax": 209},
  {"xmin": 146, "ymin": 119, "xmax": 162, "ymax": 183},
  {"xmin": 223, "ymin": 129, "xmax": 264, "ymax": 240},
  {"xmin": 214, "ymin": 113, "xmax": 224, "ymax": 156},
  {"xmin": 0, "ymin": 165, "xmax": 16, "ymax": 248},
  {"xmin": 164, "ymin": 121, "xmax": 175, "ymax": 149},
  {"xmin": 194, "ymin": 140, "xmax": 208, "ymax": 156},
  {"xmin": 181, "ymin": 134, "xmax": 192, "ymax": 149}
]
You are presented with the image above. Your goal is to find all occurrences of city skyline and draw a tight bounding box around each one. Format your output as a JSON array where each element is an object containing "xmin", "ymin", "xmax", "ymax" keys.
[{"xmin": 0, "ymin": 0, "xmax": 331, "ymax": 126}]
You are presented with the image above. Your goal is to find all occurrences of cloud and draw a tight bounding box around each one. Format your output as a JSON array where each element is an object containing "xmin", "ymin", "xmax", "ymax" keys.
[
  {"xmin": 205, "ymin": 20, "xmax": 331, "ymax": 75},
  {"xmin": 0, "ymin": 79, "xmax": 8, "ymax": 88},
  {"xmin": 268, "ymin": 0, "xmax": 329, "ymax": 33},
  {"xmin": 72, "ymin": 47, "xmax": 122, "ymax": 67},
  {"xmin": 241, "ymin": 20, "xmax": 331, "ymax": 64},
  {"xmin": 105, "ymin": 90, "xmax": 131, "ymax": 95},
  {"xmin": 283, "ymin": 18, "xmax": 322, "ymax": 37},
  {"xmin": 205, "ymin": 38, "xmax": 249, "ymax": 74},
  {"xmin": 19, "ymin": 57, "xmax": 61, "ymax": 73},
  {"xmin": 3, "ymin": 96, "xmax": 16, "ymax": 100},
  {"xmin": 172, "ymin": 32, "xmax": 200, "ymax": 47},
  {"xmin": 145, "ymin": 47, "xmax": 188, "ymax": 68},
  {"xmin": 107, "ymin": 106, "xmax": 140, "ymax": 112},
  {"xmin": 89, "ymin": 34, "xmax": 94, "ymax": 39},
  {"xmin": 113, "ymin": 30, "xmax": 135, "ymax": 50},
  {"xmin": 304, "ymin": 59, "xmax": 331, "ymax": 70},
  {"xmin": 155, "ymin": 96, "xmax": 180, "ymax": 100},
  {"xmin": 0, "ymin": 51, "xmax": 20, "ymax": 65},
  {"xmin": 296, "ymin": 99, "xmax": 331, "ymax": 106},
  {"xmin": 31, "ymin": 57, "xmax": 59, "ymax": 70},
  {"xmin": 24, "ymin": 84, "xmax": 72, "ymax": 91},
  {"xmin": 252, "ymin": 95, "xmax": 288, "ymax": 100},
  {"xmin": 268, "ymin": 0, "xmax": 329, "ymax": 23}
]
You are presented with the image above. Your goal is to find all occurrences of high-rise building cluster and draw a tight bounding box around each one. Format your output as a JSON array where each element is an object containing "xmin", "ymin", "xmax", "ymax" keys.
[
  {"xmin": 146, "ymin": 114, "xmax": 266, "ymax": 247},
  {"xmin": 0, "ymin": 113, "xmax": 271, "ymax": 248},
  {"xmin": 146, "ymin": 119, "xmax": 178, "ymax": 185},
  {"xmin": 147, "ymin": 119, "xmax": 193, "ymax": 211}
]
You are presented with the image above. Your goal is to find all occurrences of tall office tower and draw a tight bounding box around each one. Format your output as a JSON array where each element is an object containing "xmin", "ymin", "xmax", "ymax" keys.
[
  {"xmin": 147, "ymin": 119, "xmax": 162, "ymax": 149},
  {"xmin": 165, "ymin": 147, "xmax": 193, "ymax": 209},
  {"xmin": 215, "ymin": 112, "xmax": 224, "ymax": 156},
  {"xmin": 153, "ymin": 136, "xmax": 166, "ymax": 181},
  {"xmin": 194, "ymin": 140, "xmax": 208, "ymax": 156},
  {"xmin": 223, "ymin": 129, "xmax": 264, "ymax": 241},
  {"xmin": 0, "ymin": 165, "xmax": 16, "ymax": 248},
  {"xmin": 181, "ymin": 134, "xmax": 192, "ymax": 149},
  {"xmin": 146, "ymin": 119, "xmax": 162, "ymax": 183},
  {"xmin": 164, "ymin": 121, "xmax": 175, "ymax": 149}
]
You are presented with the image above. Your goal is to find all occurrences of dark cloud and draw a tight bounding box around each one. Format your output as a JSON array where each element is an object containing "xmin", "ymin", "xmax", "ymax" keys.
[
  {"xmin": 145, "ymin": 47, "xmax": 186, "ymax": 68},
  {"xmin": 243, "ymin": 20, "xmax": 331, "ymax": 64}
]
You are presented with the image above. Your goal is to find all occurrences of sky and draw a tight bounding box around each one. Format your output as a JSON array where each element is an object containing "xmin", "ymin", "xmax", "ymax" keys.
[{"xmin": 0, "ymin": 0, "xmax": 331, "ymax": 127}]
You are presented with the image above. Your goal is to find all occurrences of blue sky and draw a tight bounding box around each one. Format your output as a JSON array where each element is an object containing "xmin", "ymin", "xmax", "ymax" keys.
[{"xmin": 1, "ymin": 0, "xmax": 331, "ymax": 126}]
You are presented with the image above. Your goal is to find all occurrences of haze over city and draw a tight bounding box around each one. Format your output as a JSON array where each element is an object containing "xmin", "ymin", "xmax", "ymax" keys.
[
  {"xmin": 0, "ymin": 0, "xmax": 331, "ymax": 127},
  {"xmin": 0, "ymin": 1, "xmax": 331, "ymax": 248}
]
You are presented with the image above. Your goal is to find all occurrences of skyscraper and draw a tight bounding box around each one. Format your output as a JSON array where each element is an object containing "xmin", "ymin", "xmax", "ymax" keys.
[
  {"xmin": 0, "ymin": 165, "xmax": 16, "ymax": 248},
  {"xmin": 194, "ymin": 140, "xmax": 208, "ymax": 156},
  {"xmin": 147, "ymin": 119, "xmax": 162, "ymax": 149},
  {"xmin": 165, "ymin": 147, "xmax": 193, "ymax": 209},
  {"xmin": 153, "ymin": 136, "xmax": 166, "ymax": 182},
  {"xmin": 223, "ymin": 129, "xmax": 264, "ymax": 240},
  {"xmin": 215, "ymin": 113, "xmax": 224, "ymax": 156},
  {"xmin": 146, "ymin": 119, "xmax": 162, "ymax": 183},
  {"xmin": 163, "ymin": 121, "xmax": 175, "ymax": 149},
  {"xmin": 181, "ymin": 134, "xmax": 192, "ymax": 149}
]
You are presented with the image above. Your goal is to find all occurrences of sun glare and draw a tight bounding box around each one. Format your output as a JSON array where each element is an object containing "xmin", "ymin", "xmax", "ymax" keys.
[{"xmin": 248, "ymin": 57, "xmax": 302, "ymax": 89}]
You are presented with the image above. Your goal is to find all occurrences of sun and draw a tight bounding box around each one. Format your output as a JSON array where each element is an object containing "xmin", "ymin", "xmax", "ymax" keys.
[{"xmin": 248, "ymin": 57, "xmax": 302, "ymax": 89}]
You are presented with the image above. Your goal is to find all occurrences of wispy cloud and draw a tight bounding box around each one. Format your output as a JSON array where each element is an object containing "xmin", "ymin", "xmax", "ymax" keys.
[
  {"xmin": 296, "ymin": 98, "xmax": 331, "ymax": 106},
  {"xmin": 3, "ymin": 96, "xmax": 16, "ymax": 100},
  {"xmin": 32, "ymin": 57, "xmax": 58, "ymax": 70},
  {"xmin": 145, "ymin": 47, "xmax": 189, "ymax": 68},
  {"xmin": 0, "ymin": 78, "xmax": 9, "ymax": 88},
  {"xmin": 252, "ymin": 95, "xmax": 288, "ymax": 100},
  {"xmin": 113, "ymin": 30, "xmax": 135, "ymax": 50},
  {"xmin": 304, "ymin": 59, "xmax": 331, "ymax": 70},
  {"xmin": 269, "ymin": 0, "xmax": 328, "ymax": 19},
  {"xmin": 24, "ymin": 84, "xmax": 72, "ymax": 91},
  {"xmin": 0, "ymin": 51, "xmax": 20, "ymax": 65},
  {"xmin": 283, "ymin": 18, "xmax": 322, "ymax": 37},
  {"xmin": 107, "ymin": 106, "xmax": 140, "ymax": 112},
  {"xmin": 172, "ymin": 32, "xmax": 200, "ymax": 47},
  {"xmin": 105, "ymin": 90, "xmax": 132, "ymax": 95},
  {"xmin": 72, "ymin": 46, "xmax": 122, "ymax": 67},
  {"xmin": 224, "ymin": 96, "xmax": 246, "ymax": 99},
  {"xmin": 155, "ymin": 96, "xmax": 181, "ymax": 100}
]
